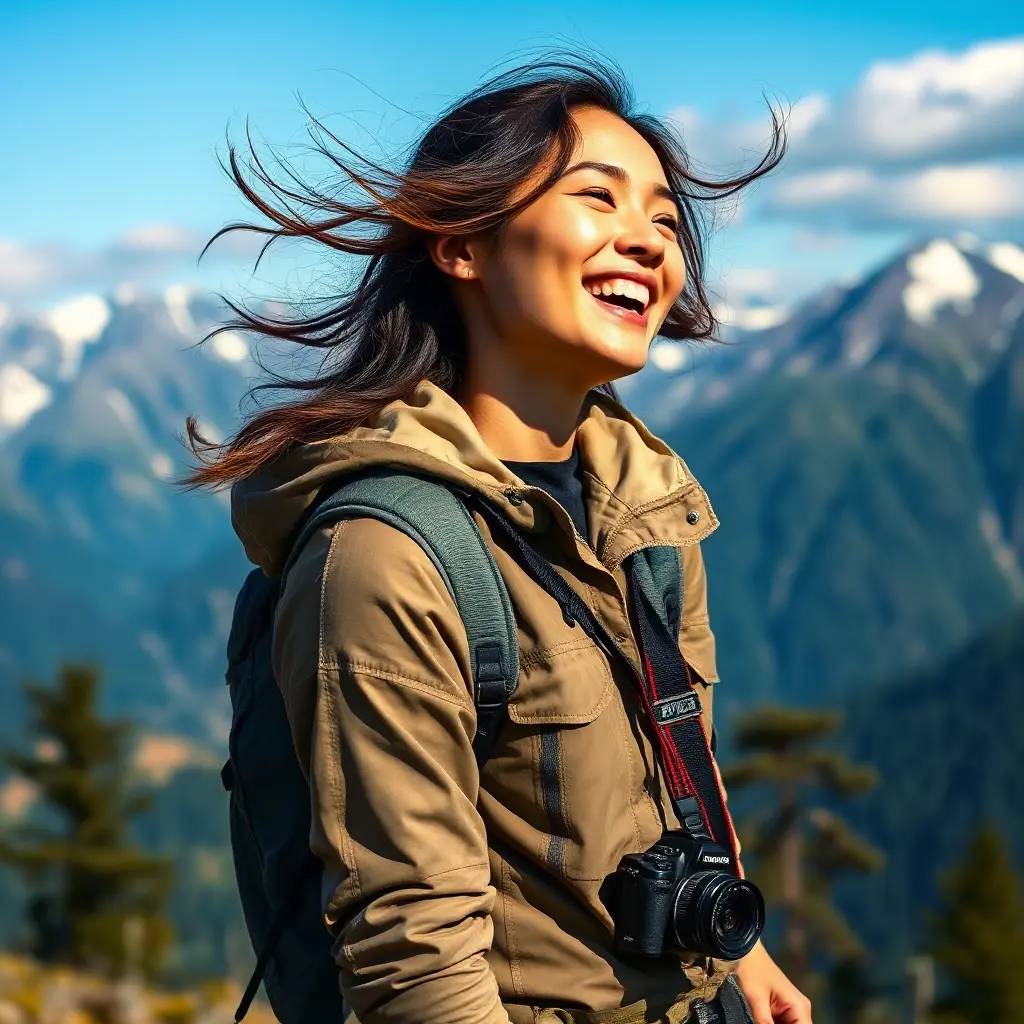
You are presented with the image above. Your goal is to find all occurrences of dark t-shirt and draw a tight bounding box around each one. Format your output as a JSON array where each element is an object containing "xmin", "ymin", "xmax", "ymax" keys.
[{"xmin": 503, "ymin": 442, "xmax": 589, "ymax": 542}]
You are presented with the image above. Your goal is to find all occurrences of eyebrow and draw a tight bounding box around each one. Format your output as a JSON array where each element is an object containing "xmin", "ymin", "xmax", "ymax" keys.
[{"xmin": 560, "ymin": 160, "xmax": 679, "ymax": 206}]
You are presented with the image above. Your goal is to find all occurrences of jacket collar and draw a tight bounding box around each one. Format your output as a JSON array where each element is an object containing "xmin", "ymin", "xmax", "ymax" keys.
[{"xmin": 231, "ymin": 380, "xmax": 717, "ymax": 578}]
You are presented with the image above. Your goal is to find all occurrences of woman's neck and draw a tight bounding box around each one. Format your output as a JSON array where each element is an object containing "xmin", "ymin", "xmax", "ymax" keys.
[{"xmin": 460, "ymin": 358, "xmax": 587, "ymax": 463}]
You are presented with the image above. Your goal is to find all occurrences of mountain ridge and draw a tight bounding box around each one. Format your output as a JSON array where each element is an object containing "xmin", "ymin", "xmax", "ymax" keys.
[{"xmin": 0, "ymin": 237, "xmax": 1021, "ymax": 738}]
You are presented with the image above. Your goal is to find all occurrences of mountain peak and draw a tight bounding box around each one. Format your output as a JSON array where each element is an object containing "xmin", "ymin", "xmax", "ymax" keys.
[
  {"xmin": 44, "ymin": 294, "xmax": 111, "ymax": 380},
  {"xmin": 986, "ymin": 242, "xmax": 1024, "ymax": 285},
  {"xmin": 902, "ymin": 238, "xmax": 980, "ymax": 326}
]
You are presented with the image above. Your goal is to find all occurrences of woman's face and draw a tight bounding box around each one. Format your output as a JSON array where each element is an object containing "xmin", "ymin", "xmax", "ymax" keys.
[{"xmin": 451, "ymin": 106, "xmax": 687, "ymax": 392}]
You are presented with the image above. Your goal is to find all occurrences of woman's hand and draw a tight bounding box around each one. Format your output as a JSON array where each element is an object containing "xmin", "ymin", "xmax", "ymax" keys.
[{"xmin": 732, "ymin": 941, "xmax": 812, "ymax": 1024}]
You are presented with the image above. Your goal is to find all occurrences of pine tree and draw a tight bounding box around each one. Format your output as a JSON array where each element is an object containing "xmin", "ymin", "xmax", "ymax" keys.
[
  {"xmin": 722, "ymin": 706, "xmax": 882, "ymax": 992},
  {"xmin": 928, "ymin": 822, "xmax": 1024, "ymax": 1024},
  {"xmin": 0, "ymin": 663, "xmax": 174, "ymax": 978}
]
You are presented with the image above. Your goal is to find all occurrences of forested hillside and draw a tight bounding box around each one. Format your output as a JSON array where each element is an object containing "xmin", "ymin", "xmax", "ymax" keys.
[{"xmin": 831, "ymin": 609, "xmax": 1024, "ymax": 980}]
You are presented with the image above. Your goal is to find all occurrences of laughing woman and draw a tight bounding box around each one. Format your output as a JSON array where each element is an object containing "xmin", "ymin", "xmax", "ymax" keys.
[{"xmin": 187, "ymin": 55, "xmax": 809, "ymax": 1024}]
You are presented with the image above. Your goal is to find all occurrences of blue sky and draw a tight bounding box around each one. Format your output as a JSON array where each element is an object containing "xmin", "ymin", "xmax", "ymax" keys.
[{"xmin": 2, "ymin": 0, "xmax": 1022, "ymax": 317}]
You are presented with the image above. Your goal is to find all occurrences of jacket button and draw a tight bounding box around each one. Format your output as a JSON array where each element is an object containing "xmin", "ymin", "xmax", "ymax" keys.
[{"xmin": 686, "ymin": 509, "xmax": 700, "ymax": 525}]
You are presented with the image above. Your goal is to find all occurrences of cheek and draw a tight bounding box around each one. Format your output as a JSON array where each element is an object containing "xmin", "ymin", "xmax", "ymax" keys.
[
  {"xmin": 664, "ymin": 249, "xmax": 687, "ymax": 305},
  {"xmin": 513, "ymin": 202, "xmax": 601, "ymax": 269},
  {"xmin": 498, "ymin": 213, "xmax": 597, "ymax": 307}
]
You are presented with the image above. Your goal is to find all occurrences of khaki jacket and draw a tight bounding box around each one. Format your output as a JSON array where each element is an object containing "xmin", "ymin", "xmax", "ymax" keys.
[{"xmin": 231, "ymin": 380, "xmax": 736, "ymax": 1024}]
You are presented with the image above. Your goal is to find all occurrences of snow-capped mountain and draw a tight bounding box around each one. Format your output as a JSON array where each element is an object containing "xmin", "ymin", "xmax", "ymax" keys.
[
  {"xmin": 0, "ymin": 237, "xmax": 1021, "ymax": 741},
  {"xmin": 621, "ymin": 237, "xmax": 1024, "ymax": 433},
  {"xmin": 646, "ymin": 237, "xmax": 1024, "ymax": 711},
  {"xmin": 0, "ymin": 286, "xmax": 257, "ymax": 737},
  {"xmin": 0, "ymin": 286, "xmax": 255, "ymax": 602}
]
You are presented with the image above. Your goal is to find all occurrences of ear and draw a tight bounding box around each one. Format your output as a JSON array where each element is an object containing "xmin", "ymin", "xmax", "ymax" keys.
[{"xmin": 427, "ymin": 234, "xmax": 479, "ymax": 281}]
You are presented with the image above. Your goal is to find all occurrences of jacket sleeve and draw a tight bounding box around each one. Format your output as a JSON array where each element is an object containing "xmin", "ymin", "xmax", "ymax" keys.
[{"xmin": 273, "ymin": 516, "xmax": 510, "ymax": 1024}]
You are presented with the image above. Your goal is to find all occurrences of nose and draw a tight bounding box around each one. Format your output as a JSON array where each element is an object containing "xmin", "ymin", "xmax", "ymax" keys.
[{"xmin": 613, "ymin": 208, "xmax": 666, "ymax": 267}]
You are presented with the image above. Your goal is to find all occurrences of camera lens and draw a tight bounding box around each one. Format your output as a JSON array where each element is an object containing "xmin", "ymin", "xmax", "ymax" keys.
[{"xmin": 672, "ymin": 871, "xmax": 765, "ymax": 960}]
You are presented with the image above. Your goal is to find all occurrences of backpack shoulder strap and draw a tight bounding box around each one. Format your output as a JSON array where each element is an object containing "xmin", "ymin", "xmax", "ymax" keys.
[
  {"xmin": 280, "ymin": 470, "xmax": 519, "ymax": 768},
  {"xmin": 642, "ymin": 545, "xmax": 683, "ymax": 638}
]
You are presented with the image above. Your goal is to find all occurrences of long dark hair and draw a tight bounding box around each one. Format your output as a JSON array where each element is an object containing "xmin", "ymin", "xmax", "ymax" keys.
[{"xmin": 182, "ymin": 53, "xmax": 785, "ymax": 489}]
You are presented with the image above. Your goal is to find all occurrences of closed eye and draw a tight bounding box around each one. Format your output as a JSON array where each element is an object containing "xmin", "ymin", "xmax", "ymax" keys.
[
  {"xmin": 578, "ymin": 187, "xmax": 679, "ymax": 233},
  {"xmin": 576, "ymin": 187, "xmax": 615, "ymax": 205}
]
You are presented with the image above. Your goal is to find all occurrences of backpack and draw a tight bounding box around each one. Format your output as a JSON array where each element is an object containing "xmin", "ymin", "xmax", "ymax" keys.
[{"xmin": 221, "ymin": 468, "xmax": 685, "ymax": 1023}]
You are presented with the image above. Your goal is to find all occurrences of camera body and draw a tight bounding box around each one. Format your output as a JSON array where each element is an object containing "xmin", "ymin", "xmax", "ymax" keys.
[{"xmin": 612, "ymin": 814, "xmax": 765, "ymax": 961}]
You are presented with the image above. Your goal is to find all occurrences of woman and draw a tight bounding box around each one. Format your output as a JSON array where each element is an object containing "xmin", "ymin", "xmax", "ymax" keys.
[{"xmin": 187, "ymin": 56, "xmax": 808, "ymax": 1024}]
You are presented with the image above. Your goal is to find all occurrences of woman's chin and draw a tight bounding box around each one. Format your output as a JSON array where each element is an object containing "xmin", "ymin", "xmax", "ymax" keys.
[{"xmin": 584, "ymin": 337, "xmax": 651, "ymax": 379}]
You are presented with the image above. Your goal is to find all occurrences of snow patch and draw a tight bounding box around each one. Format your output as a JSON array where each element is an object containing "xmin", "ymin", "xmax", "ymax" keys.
[
  {"xmin": 705, "ymin": 379, "xmax": 733, "ymax": 404},
  {"xmin": 194, "ymin": 418, "xmax": 223, "ymax": 444},
  {"xmin": 844, "ymin": 322, "xmax": 882, "ymax": 369},
  {"xmin": 164, "ymin": 284, "xmax": 195, "ymax": 336},
  {"xmin": 954, "ymin": 231, "xmax": 980, "ymax": 252},
  {"xmin": 114, "ymin": 282, "xmax": 139, "ymax": 305},
  {"xmin": 45, "ymin": 294, "xmax": 111, "ymax": 379},
  {"xmin": 903, "ymin": 240, "xmax": 980, "ymax": 325},
  {"xmin": 747, "ymin": 348, "xmax": 773, "ymax": 373},
  {"xmin": 0, "ymin": 364, "xmax": 52, "ymax": 429},
  {"xmin": 665, "ymin": 375, "xmax": 696, "ymax": 409},
  {"xmin": 211, "ymin": 330, "xmax": 249, "ymax": 363},
  {"xmin": 786, "ymin": 353, "xmax": 815, "ymax": 377},
  {"xmin": 104, "ymin": 387, "xmax": 140, "ymax": 433},
  {"xmin": 150, "ymin": 452, "xmax": 174, "ymax": 480},
  {"xmin": 649, "ymin": 342, "xmax": 688, "ymax": 372},
  {"xmin": 979, "ymin": 508, "xmax": 1024, "ymax": 596},
  {"xmin": 113, "ymin": 471, "xmax": 157, "ymax": 502},
  {"xmin": 718, "ymin": 302, "xmax": 789, "ymax": 332},
  {"xmin": 987, "ymin": 242, "xmax": 1024, "ymax": 284}
]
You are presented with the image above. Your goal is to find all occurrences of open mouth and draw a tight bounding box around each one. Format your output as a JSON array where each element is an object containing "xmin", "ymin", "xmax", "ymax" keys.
[{"xmin": 583, "ymin": 277, "xmax": 652, "ymax": 323}]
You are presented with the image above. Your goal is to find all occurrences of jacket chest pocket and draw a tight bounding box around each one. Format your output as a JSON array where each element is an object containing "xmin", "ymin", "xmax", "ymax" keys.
[{"xmin": 503, "ymin": 638, "xmax": 660, "ymax": 883}]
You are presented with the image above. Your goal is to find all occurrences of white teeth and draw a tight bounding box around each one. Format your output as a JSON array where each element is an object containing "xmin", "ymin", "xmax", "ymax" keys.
[{"xmin": 586, "ymin": 278, "xmax": 651, "ymax": 308}]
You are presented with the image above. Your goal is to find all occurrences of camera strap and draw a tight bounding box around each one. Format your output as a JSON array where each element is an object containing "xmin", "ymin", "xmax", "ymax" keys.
[
  {"xmin": 626, "ymin": 553, "xmax": 739, "ymax": 867},
  {"xmin": 468, "ymin": 497, "xmax": 739, "ymax": 869}
]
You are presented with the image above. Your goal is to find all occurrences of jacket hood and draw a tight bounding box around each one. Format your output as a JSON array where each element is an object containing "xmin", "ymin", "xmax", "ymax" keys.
[{"xmin": 231, "ymin": 379, "xmax": 718, "ymax": 579}]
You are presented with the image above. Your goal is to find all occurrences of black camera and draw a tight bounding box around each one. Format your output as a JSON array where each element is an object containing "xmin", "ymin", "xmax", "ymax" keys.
[{"xmin": 611, "ymin": 802, "xmax": 765, "ymax": 961}]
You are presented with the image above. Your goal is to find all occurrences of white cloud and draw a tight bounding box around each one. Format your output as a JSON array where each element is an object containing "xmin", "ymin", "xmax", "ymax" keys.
[
  {"xmin": 120, "ymin": 223, "xmax": 200, "ymax": 252},
  {"xmin": 668, "ymin": 106, "xmax": 781, "ymax": 172},
  {"xmin": 793, "ymin": 229, "xmax": 852, "ymax": 253},
  {"xmin": 0, "ymin": 239, "xmax": 71, "ymax": 294},
  {"xmin": 798, "ymin": 38, "xmax": 1024, "ymax": 169},
  {"xmin": 716, "ymin": 302, "xmax": 790, "ymax": 332},
  {"xmin": 671, "ymin": 37, "xmax": 1024, "ymax": 234},
  {"xmin": 724, "ymin": 268, "xmax": 777, "ymax": 299},
  {"xmin": 0, "ymin": 222, "xmax": 257, "ymax": 302},
  {"xmin": 775, "ymin": 167, "xmax": 875, "ymax": 207},
  {"xmin": 787, "ymin": 94, "xmax": 830, "ymax": 142},
  {"xmin": 770, "ymin": 162, "xmax": 1024, "ymax": 227}
]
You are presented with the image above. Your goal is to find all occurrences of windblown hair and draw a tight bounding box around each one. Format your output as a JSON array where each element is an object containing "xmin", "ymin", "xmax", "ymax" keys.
[{"xmin": 182, "ymin": 53, "xmax": 785, "ymax": 489}]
